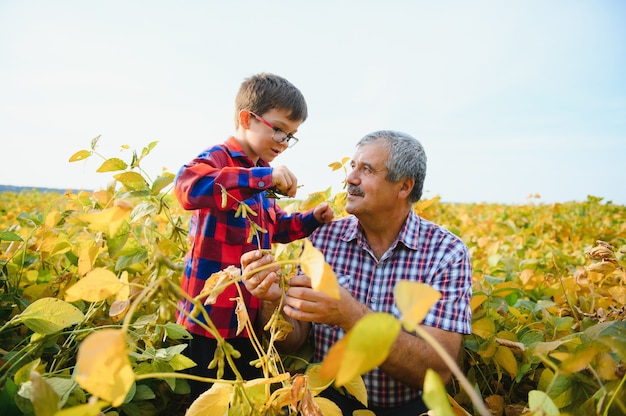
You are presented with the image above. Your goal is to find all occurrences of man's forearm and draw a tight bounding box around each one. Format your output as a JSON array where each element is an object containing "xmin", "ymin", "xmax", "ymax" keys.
[{"xmin": 379, "ymin": 326, "xmax": 462, "ymax": 389}]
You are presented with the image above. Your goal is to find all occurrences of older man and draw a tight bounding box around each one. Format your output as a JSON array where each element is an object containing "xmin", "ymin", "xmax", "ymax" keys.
[{"xmin": 242, "ymin": 130, "xmax": 472, "ymax": 415}]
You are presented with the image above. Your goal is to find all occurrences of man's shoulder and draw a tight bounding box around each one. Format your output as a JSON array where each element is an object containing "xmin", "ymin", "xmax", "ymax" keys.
[
  {"xmin": 413, "ymin": 213, "xmax": 468, "ymax": 249},
  {"xmin": 311, "ymin": 215, "xmax": 357, "ymax": 239}
]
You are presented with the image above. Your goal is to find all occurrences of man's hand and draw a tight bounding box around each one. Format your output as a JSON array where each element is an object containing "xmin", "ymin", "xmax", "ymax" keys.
[
  {"xmin": 241, "ymin": 250, "xmax": 282, "ymax": 301},
  {"xmin": 283, "ymin": 275, "xmax": 368, "ymax": 330},
  {"xmin": 271, "ymin": 166, "xmax": 298, "ymax": 198}
]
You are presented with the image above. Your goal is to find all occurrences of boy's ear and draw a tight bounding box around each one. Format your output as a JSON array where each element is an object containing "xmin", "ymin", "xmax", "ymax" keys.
[{"xmin": 239, "ymin": 110, "xmax": 251, "ymax": 129}]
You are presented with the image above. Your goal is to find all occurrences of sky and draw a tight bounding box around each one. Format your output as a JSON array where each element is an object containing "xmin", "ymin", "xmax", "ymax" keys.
[{"xmin": 1, "ymin": 0, "xmax": 625, "ymax": 205}]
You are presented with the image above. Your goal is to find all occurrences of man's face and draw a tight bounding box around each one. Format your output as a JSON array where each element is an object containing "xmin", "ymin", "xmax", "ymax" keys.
[{"xmin": 345, "ymin": 141, "xmax": 401, "ymax": 217}]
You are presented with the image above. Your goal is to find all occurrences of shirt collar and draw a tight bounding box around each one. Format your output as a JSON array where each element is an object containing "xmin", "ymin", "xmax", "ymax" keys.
[
  {"xmin": 340, "ymin": 210, "xmax": 422, "ymax": 251},
  {"xmin": 225, "ymin": 136, "xmax": 270, "ymax": 168}
]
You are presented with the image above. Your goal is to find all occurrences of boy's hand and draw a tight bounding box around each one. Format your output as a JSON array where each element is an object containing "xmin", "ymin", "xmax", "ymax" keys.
[
  {"xmin": 241, "ymin": 250, "xmax": 282, "ymax": 301},
  {"xmin": 271, "ymin": 166, "xmax": 298, "ymax": 198},
  {"xmin": 313, "ymin": 202, "xmax": 334, "ymax": 224}
]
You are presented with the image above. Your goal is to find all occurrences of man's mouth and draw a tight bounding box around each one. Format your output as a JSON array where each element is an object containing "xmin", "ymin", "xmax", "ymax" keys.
[{"xmin": 347, "ymin": 185, "xmax": 364, "ymax": 197}]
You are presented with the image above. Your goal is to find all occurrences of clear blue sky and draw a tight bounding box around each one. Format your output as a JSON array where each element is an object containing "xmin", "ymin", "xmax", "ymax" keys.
[{"xmin": 1, "ymin": 1, "xmax": 625, "ymax": 205}]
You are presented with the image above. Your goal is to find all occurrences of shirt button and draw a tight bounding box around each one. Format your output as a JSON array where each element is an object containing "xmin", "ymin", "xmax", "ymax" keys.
[{"xmin": 259, "ymin": 181, "xmax": 265, "ymax": 187}]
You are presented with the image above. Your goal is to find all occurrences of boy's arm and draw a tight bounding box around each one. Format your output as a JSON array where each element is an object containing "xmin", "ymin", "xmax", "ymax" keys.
[
  {"xmin": 271, "ymin": 202, "xmax": 334, "ymax": 244},
  {"xmin": 175, "ymin": 152, "xmax": 273, "ymax": 210}
]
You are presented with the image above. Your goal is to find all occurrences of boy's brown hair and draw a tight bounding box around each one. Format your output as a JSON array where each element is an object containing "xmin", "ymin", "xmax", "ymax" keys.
[{"xmin": 234, "ymin": 73, "xmax": 308, "ymax": 127}]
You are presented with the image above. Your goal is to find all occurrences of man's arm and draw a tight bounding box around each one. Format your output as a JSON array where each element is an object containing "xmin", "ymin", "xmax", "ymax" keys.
[{"xmin": 283, "ymin": 276, "xmax": 462, "ymax": 389}]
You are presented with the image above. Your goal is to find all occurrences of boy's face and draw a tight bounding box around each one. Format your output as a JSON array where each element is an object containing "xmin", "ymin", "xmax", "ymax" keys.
[{"xmin": 241, "ymin": 108, "xmax": 302, "ymax": 163}]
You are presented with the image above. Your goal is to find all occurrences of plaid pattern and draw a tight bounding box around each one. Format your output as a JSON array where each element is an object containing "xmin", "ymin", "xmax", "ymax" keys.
[
  {"xmin": 308, "ymin": 212, "xmax": 472, "ymax": 408},
  {"xmin": 175, "ymin": 137, "xmax": 320, "ymax": 338}
]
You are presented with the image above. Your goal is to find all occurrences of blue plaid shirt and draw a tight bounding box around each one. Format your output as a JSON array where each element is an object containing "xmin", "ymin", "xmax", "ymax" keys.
[{"xmin": 307, "ymin": 211, "xmax": 472, "ymax": 408}]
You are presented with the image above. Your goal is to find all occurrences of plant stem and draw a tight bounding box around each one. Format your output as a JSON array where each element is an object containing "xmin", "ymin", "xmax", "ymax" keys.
[{"xmin": 415, "ymin": 326, "xmax": 491, "ymax": 416}]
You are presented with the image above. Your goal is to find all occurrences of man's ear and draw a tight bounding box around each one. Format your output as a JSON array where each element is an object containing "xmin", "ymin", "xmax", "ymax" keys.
[
  {"xmin": 399, "ymin": 178, "xmax": 415, "ymax": 200},
  {"xmin": 239, "ymin": 110, "xmax": 251, "ymax": 129}
]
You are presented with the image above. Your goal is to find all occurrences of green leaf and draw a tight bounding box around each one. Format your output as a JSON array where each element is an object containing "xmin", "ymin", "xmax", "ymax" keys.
[
  {"xmin": 17, "ymin": 298, "xmax": 84, "ymax": 335},
  {"xmin": 168, "ymin": 354, "xmax": 196, "ymax": 371},
  {"xmin": 528, "ymin": 390, "xmax": 560, "ymax": 416},
  {"xmin": 115, "ymin": 248, "xmax": 148, "ymax": 271},
  {"xmin": 0, "ymin": 379, "xmax": 21, "ymax": 415},
  {"xmin": 0, "ymin": 231, "xmax": 23, "ymax": 242},
  {"xmin": 151, "ymin": 172, "xmax": 174, "ymax": 195},
  {"xmin": 164, "ymin": 322, "xmax": 193, "ymax": 340},
  {"xmin": 96, "ymin": 157, "xmax": 128, "ymax": 172},
  {"xmin": 589, "ymin": 321, "xmax": 626, "ymax": 361},
  {"xmin": 133, "ymin": 384, "xmax": 156, "ymax": 401}
]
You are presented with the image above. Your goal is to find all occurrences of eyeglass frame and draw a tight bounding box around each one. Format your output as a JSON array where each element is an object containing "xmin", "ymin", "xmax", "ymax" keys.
[{"xmin": 248, "ymin": 111, "xmax": 299, "ymax": 148}]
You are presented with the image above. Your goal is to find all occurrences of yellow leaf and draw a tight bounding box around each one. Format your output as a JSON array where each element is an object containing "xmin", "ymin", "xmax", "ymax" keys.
[
  {"xmin": 96, "ymin": 157, "xmax": 128, "ymax": 172},
  {"xmin": 302, "ymin": 394, "xmax": 330, "ymax": 415},
  {"xmin": 44, "ymin": 210, "xmax": 61, "ymax": 230},
  {"xmin": 472, "ymin": 317, "xmax": 496, "ymax": 339},
  {"xmin": 470, "ymin": 294, "xmax": 488, "ymax": 312},
  {"xmin": 30, "ymin": 370, "xmax": 60, "ymax": 416},
  {"xmin": 340, "ymin": 375, "xmax": 368, "ymax": 407},
  {"xmin": 299, "ymin": 240, "xmax": 340, "ymax": 299},
  {"xmin": 201, "ymin": 266, "xmax": 240, "ymax": 305},
  {"xmin": 322, "ymin": 313, "xmax": 401, "ymax": 386},
  {"xmin": 68, "ymin": 149, "xmax": 92, "ymax": 162},
  {"xmin": 393, "ymin": 281, "xmax": 441, "ymax": 331},
  {"xmin": 77, "ymin": 243, "xmax": 99, "ymax": 276},
  {"xmin": 186, "ymin": 382, "xmax": 232, "ymax": 416},
  {"xmin": 54, "ymin": 401, "xmax": 108, "ymax": 416},
  {"xmin": 232, "ymin": 296, "xmax": 248, "ymax": 336},
  {"xmin": 304, "ymin": 364, "xmax": 334, "ymax": 395},
  {"xmin": 65, "ymin": 268, "xmax": 124, "ymax": 303},
  {"xmin": 18, "ymin": 298, "xmax": 84, "ymax": 335},
  {"xmin": 299, "ymin": 190, "xmax": 329, "ymax": 211},
  {"xmin": 319, "ymin": 334, "xmax": 348, "ymax": 382},
  {"xmin": 491, "ymin": 281, "xmax": 520, "ymax": 298},
  {"xmin": 115, "ymin": 271, "xmax": 130, "ymax": 302},
  {"xmin": 609, "ymin": 285, "xmax": 626, "ymax": 305},
  {"xmin": 422, "ymin": 369, "xmax": 455, "ymax": 416},
  {"xmin": 494, "ymin": 345, "xmax": 518, "ymax": 378},
  {"xmin": 78, "ymin": 204, "xmax": 131, "ymax": 236},
  {"xmin": 75, "ymin": 329, "xmax": 134, "ymax": 407},
  {"xmin": 114, "ymin": 171, "xmax": 148, "ymax": 191},
  {"xmin": 14, "ymin": 358, "xmax": 42, "ymax": 385},
  {"xmin": 559, "ymin": 343, "xmax": 601, "ymax": 374}
]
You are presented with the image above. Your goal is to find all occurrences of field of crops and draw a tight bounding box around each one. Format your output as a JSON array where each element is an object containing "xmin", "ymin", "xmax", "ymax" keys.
[{"xmin": 0, "ymin": 145, "xmax": 625, "ymax": 416}]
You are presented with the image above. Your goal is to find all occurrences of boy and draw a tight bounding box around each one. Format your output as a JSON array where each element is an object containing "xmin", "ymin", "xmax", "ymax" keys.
[{"xmin": 174, "ymin": 72, "xmax": 334, "ymax": 400}]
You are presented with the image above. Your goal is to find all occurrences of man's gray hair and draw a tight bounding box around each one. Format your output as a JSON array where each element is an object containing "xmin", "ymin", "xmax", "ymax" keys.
[{"xmin": 357, "ymin": 130, "xmax": 427, "ymax": 203}]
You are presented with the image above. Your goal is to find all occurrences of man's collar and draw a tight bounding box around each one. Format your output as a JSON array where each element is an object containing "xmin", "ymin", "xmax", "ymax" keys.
[{"xmin": 341, "ymin": 211, "xmax": 421, "ymax": 250}]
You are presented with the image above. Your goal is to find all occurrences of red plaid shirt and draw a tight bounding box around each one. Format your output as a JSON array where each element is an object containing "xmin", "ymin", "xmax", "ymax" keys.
[{"xmin": 175, "ymin": 137, "xmax": 320, "ymax": 338}]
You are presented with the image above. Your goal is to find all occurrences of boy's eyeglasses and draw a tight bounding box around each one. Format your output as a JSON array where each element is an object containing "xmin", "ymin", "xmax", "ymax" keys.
[{"xmin": 249, "ymin": 111, "xmax": 299, "ymax": 148}]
